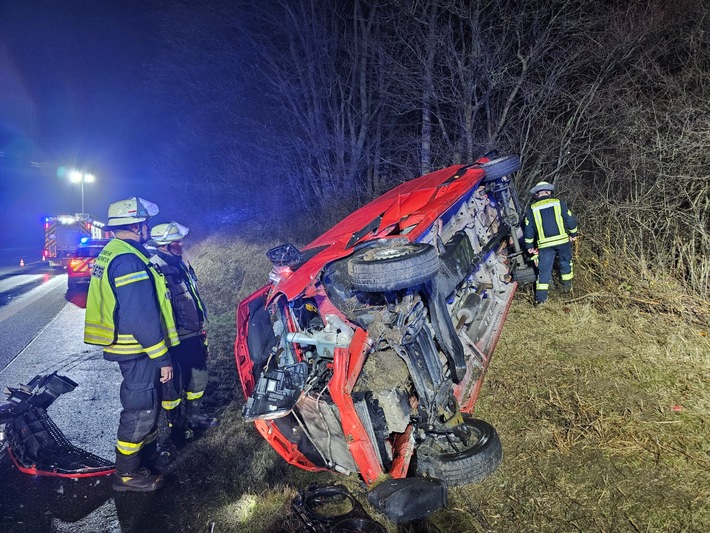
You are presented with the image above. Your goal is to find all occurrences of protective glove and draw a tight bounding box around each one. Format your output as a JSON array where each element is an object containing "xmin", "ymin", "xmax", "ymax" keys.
[{"xmin": 527, "ymin": 248, "xmax": 539, "ymax": 267}]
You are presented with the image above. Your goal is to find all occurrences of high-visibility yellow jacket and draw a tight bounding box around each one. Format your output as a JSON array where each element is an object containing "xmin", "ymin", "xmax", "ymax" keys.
[
  {"xmin": 84, "ymin": 238, "xmax": 179, "ymax": 365},
  {"xmin": 524, "ymin": 197, "xmax": 578, "ymax": 249}
]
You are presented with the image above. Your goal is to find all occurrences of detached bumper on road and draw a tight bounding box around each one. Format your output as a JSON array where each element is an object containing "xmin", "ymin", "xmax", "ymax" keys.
[{"xmin": 0, "ymin": 373, "xmax": 115, "ymax": 478}]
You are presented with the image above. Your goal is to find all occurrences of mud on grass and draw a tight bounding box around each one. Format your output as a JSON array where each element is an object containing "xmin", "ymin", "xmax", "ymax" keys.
[{"xmin": 145, "ymin": 233, "xmax": 709, "ymax": 532}]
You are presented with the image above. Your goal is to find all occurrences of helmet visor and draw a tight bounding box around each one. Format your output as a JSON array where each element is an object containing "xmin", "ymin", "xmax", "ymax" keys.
[{"xmin": 136, "ymin": 198, "xmax": 160, "ymax": 219}]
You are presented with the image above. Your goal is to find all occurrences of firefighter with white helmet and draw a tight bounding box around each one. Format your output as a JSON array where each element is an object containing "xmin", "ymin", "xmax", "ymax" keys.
[
  {"xmin": 84, "ymin": 196, "xmax": 177, "ymax": 492},
  {"xmin": 150, "ymin": 221, "xmax": 218, "ymax": 440},
  {"xmin": 106, "ymin": 196, "xmax": 159, "ymax": 227},
  {"xmin": 523, "ymin": 182, "xmax": 578, "ymax": 305},
  {"xmin": 151, "ymin": 221, "xmax": 189, "ymax": 246}
]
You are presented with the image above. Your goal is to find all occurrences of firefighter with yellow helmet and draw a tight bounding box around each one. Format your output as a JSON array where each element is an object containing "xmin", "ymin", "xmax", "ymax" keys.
[
  {"xmin": 84, "ymin": 197, "xmax": 177, "ymax": 492},
  {"xmin": 523, "ymin": 182, "xmax": 578, "ymax": 305},
  {"xmin": 150, "ymin": 221, "xmax": 218, "ymax": 441}
]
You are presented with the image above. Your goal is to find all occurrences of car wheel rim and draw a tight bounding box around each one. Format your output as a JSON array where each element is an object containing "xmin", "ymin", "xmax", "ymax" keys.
[
  {"xmin": 362, "ymin": 245, "xmax": 415, "ymax": 262},
  {"xmin": 423, "ymin": 425, "xmax": 488, "ymax": 456}
]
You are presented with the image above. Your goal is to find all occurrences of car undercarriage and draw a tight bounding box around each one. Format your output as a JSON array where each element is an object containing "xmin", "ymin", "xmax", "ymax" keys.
[{"xmin": 236, "ymin": 154, "xmax": 532, "ymax": 521}]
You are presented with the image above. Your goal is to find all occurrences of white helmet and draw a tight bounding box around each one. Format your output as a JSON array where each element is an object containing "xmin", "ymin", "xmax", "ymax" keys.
[
  {"xmin": 529, "ymin": 181, "xmax": 555, "ymax": 195},
  {"xmin": 107, "ymin": 197, "xmax": 159, "ymax": 227},
  {"xmin": 151, "ymin": 221, "xmax": 189, "ymax": 245}
]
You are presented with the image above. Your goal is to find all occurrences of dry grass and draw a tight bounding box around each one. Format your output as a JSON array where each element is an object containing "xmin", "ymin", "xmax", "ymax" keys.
[
  {"xmin": 135, "ymin": 229, "xmax": 710, "ymax": 532},
  {"xmin": 464, "ymin": 299, "xmax": 710, "ymax": 532}
]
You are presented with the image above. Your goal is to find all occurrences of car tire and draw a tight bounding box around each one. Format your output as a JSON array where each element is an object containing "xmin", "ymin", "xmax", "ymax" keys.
[
  {"xmin": 481, "ymin": 155, "xmax": 521, "ymax": 182},
  {"xmin": 415, "ymin": 416, "xmax": 502, "ymax": 486},
  {"xmin": 347, "ymin": 242, "xmax": 439, "ymax": 292}
]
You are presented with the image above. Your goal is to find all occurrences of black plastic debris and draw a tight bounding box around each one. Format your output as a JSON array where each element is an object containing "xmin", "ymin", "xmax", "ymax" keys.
[
  {"xmin": 367, "ymin": 477, "xmax": 448, "ymax": 524},
  {"xmin": 292, "ymin": 483, "xmax": 386, "ymax": 533},
  {"xmin": 0, "ymin": 373, "xmax": 114, "ymax": 477}
]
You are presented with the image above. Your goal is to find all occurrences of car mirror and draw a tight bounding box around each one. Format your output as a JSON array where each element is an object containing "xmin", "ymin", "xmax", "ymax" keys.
[{"xmin": 266, "ymin": 243, "xmax": 303, "ymax": 267}]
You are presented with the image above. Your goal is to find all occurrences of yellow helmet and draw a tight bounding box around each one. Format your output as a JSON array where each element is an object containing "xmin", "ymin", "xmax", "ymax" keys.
[
  {"xmin": 106, "ymin": 197, "xmax": 159, "ymax": 227},
  {"xmin": 151, "ymin": 221, "xmax": 189, "ymax": 245}
]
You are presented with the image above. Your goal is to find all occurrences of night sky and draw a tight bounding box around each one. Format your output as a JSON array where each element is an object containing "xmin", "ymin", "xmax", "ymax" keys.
[{"xmin": 0, "ymin": 2, "xmax": 168, "ymax": 250}]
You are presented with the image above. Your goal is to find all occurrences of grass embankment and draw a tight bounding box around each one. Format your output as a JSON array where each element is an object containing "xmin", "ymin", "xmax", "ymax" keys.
[{"xmin": 142, "ymin": 231, "xmax": 709, "ymax": 532}]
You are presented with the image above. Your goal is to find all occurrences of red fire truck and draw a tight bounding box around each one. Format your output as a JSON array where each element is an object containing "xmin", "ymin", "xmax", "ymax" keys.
[{"xmin": 43, "ymin": 214, "xmax": 109, "ymax": 269}]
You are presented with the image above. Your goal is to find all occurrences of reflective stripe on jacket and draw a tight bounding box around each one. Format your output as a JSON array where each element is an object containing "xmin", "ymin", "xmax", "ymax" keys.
[
  {"xmin": 150, "ymin": 253, "xmax": 207, "ymax": 339},
  {"xmin": 84, "ymin": 239, "xmax": 179, "ymax": 361},
  {"xmin": 524, "ymin": 197, "xmax": 578, "ymax": 249}
]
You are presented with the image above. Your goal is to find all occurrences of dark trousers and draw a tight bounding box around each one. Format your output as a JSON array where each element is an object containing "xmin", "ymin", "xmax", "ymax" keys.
[
  {"xmin": 162, "ymin": 336, "xmax": 209, "ymax": 425},
  {"xmin": 535, "ymin": 242, "xmax": 573, "ymax": 302},
  {"xmin": 115, "ymin": 357, "xmax": 161, "ymax": 473}
]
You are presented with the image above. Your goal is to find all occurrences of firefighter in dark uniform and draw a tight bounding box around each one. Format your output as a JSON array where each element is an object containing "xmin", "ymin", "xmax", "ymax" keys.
[
  {"xmin": 150, "ymin": 222, "xmax": 218, "ymax": 441},
  {"xmin": 523, "ymin": 182, "xmax": 578, "ymax": 305},
  {"xmin": 84, "ymin": 197, "xmax": 178, "ymax": 492}
]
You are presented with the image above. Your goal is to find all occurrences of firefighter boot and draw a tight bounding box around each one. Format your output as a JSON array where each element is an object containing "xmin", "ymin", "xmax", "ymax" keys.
[
  {"xmin": 166, "ymin": 405, "xmax": 191, "ymax": 444},
  {"xmin": 187, "ymin": 414, "xmax": 219, "ymax": 430},
  {"xmin": 186, "ymin": 399, "xmax": 219, "ymax": 431},
  {"xmin": 561, "ymin": 280, "xmax": 573, "ymax": 293},
  {"xmin": 114, "ymin": 449, "xmax": 164, "ymax": 491},
  {"xmin": 142, "ymin": 441, "xmax": 173, "ymax": 473},
  {"xmin": 113, "ymin": 467, "xmax": 164, "ymax": 492}
]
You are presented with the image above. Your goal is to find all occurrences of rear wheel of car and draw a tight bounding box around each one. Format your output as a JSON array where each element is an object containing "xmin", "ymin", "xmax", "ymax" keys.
[
  {"xmin": 415, "ymin": 416, "xmax": 502, "ymax": 486},
  {"xmin": 347, "ymin": 243, "xmax": 439, "ymax": 292},
  {"xmin": 481, "ymin": 155, "xmax": 521, "ymax": 182}
]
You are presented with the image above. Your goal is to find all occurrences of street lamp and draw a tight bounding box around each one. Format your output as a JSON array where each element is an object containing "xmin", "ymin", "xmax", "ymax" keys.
[{"xmin": 68, "ymin": 170, "xmax": 95, "ymax": 214}]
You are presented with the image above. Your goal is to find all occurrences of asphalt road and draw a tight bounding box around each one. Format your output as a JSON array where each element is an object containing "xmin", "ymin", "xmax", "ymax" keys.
[
  {"xmin": 0, "ymin": 263, "xmax": 124, "ymax": 532},
  {"xmin": 0, "ymin": 265, "xmax": 70, "ymax": 371},
  {"xmin": 0, "ymin": 264, "xmax": 203, "ymax": 533}
]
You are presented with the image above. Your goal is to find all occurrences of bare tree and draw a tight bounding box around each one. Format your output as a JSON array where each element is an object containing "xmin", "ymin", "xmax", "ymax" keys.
[
  {"xmin": 143, "ymin": 0, "xmax": 709, "ymax": 295},
  {"xmin": 235, "ymin": 0, "xmax": 386, "ymax": 219}
]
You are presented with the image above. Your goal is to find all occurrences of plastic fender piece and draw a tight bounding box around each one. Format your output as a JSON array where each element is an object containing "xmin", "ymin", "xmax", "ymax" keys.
[{"xmin": 367, "ymin": 477, "xmax": 448, "ymax": 524}]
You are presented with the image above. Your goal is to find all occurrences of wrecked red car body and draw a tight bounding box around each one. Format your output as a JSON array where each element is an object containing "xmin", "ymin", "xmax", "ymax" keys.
[{"xmin": 235, "ymin": 154, "xmax": 529, "ymax": 517}]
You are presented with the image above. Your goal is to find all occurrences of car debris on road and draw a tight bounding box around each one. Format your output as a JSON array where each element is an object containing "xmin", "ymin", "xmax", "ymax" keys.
[{"xmin": 0, "ymin": 372, "xmax": 115, "ymax": 478}]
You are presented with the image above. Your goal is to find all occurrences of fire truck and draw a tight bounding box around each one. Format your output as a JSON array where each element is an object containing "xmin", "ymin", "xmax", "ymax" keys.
[{"xmin": 43, "ymin": 214, "xmax": 109, "ymax": 269}]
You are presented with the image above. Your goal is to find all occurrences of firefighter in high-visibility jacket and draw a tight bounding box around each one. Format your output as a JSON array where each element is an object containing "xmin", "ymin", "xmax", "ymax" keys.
[
  {"xmin": 149, "ymin": 221, "xmax": 218, "ymax": 441},
  {"xmin": 523, "ymin": 182, "xmax": 578, "ymax": 305},
  {"xmin": 84, "ymin": 196, "xmax": 178, "ymax": 492}
]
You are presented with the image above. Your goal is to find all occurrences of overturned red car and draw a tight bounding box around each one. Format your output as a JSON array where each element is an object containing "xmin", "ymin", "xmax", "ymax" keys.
[{"xmin": 235, "ymin": 154, "xmax": 530, "ymax": 514}]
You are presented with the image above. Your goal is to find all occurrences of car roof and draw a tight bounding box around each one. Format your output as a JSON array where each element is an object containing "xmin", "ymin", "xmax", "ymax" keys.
[{"xmin": 271, "ymin": 163, "xmax": 487, "ymax": 300}]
